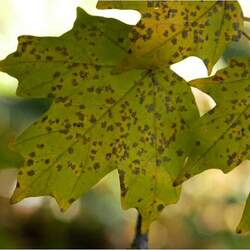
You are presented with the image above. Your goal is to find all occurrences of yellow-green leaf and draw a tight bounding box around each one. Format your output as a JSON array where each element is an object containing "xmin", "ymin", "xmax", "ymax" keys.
[
  {"xmin": 97, "ymin": 0, "xmax": 243, "ymax": 73},
  {"xmin": 174, "ymin": 58, "xmax": 249, "ymax": 185},
  {"xmin": 0, "ymin": 8, "xmax": 200, "ymax": 230},
  {"xmin": 237, "ymin": 194, "xmax": 250, "ymax": 234}
]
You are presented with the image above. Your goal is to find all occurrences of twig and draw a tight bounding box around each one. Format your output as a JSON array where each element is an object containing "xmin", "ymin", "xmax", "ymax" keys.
[
  {"xmin": 241, "ymin": 30, "xmax": 250, "ymax": 41},
  {"xmin": 243, "ymin": 16, "xmax": 250, "ymax": 22},
  {"xmin": 131, "ymin": 212, "xmax": 148, "ymax": 249}
]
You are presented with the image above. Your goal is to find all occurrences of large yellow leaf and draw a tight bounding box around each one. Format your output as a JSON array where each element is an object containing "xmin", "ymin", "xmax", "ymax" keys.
[
  {"xmin": 98, "ymin": 0, "xmax": 243, "ymax": 73},
  {"xmin": 0, "ymin": 8, "xmax": 200, "ymax": 231}
]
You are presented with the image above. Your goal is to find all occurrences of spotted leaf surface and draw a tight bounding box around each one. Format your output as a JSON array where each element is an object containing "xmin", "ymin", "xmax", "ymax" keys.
[
  {"xmin": 98, "ymin": 0, "xmax": 243, "ymax": 73},
  {"xmin": 237, "ymin": 194, "xmax": 250, "ymax": 234},
  {"xmin": 0, "ymin": 8, "xmax": 200, "ymax": 230},
  {"xmin": 173, "ymin": 58, "xmax": 250, "ymax": 186}
]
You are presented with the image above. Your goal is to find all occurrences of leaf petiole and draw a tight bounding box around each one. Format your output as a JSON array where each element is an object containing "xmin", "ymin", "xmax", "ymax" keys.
[{"xmin": 131, "ymin": 212, "xmax": 148, "ymax": 249}]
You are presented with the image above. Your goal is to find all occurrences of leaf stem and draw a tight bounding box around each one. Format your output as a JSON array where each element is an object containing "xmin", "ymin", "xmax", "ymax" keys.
[{"xmin": 131, "ymin": 212, "xmax": 148, "ymax": 249}]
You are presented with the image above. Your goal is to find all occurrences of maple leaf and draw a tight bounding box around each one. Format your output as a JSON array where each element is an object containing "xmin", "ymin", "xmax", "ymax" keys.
[
  {"xmin": 237, "ymin": 194, "xmax": 250, "ymax": 234},
  {"xmin": 174, "ymin": 58, "xmax": 249, "ymax": 185},
  {"xmin": 0, "ymin": 8, "xmax": 200, "ymax": 231},
  {"xmin": 173, "ymin": 57, "xmax": 250, "ymax": 233},
  {"xmin": 97, "ymin": 0, "xmax": 243, "ymax": 73}
]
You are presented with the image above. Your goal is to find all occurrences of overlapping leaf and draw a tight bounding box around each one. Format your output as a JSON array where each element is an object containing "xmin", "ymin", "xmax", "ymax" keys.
[
  {"xmin": 237, "ymin": 194, "xmax": 250, "ymax": 234},
  {"xmin": 174, "ymin": 58, "xmax": 249, "ymax": 184},
  {"xmin": 97, "ymin": 0, "xmax": 243, "ymax": 73},
  {"xmin": 172, "ymin": 58, "xmax": 250, "ymax": 233},
  {"xmin": 0, "ymin": 8, "xmax": 201, "ymax": 231}
]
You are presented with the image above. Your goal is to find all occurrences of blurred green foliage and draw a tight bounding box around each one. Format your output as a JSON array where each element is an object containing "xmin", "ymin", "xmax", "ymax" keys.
[{"xmin": 0, "ymin": 96, "xmax": 50, "ymax": 169}]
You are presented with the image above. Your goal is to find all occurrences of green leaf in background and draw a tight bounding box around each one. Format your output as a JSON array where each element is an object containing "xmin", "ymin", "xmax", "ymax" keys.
[
  {"xmin": 175, "ymin": 58, "xmax": 249, "ymax": 185},
  {"xmin": 0, "ymin": 8, "xmax": 200, "ymax": 231},
  {"xmin": 97, "ymin": 0, "xmax": 243, "ymax": 73},
  {"xmin": 172, "ymin": 58, "xmax": 249, "ymax": 233},
  {"xmin": 0, "ymin": 129, "xmax": 23, "ymax": 169},
  {"xmin": 237, "ymin": 194, "xmax": 250, "ymax": 234},
  {"xmin": 0, "ymin": 97, "xmax": 50, "ymax": 170}
]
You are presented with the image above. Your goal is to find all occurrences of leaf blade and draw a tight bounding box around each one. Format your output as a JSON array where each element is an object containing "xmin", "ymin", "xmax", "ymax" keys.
[
  {"xmin": 97, "ymin": 0, "xmax": 243, "ymax": 73},
  {"xmin": 0, "ymin": 8, "xmax": 202, "ymax": 228},
  {"xmin": 174, "ymin": 58, "xmax": 250, "ymax": 196},
  {"xmin": 237, "ymin": 194, "xmax": 250, "ymax": 234}
]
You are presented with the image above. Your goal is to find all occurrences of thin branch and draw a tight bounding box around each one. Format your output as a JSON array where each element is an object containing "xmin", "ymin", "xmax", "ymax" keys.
[
  {"xmin": 243, "ymin": 16, "xmax": 250, "ymax": 22},
  {"xmin": 241, "ymin": 30, "xmax": 250, "ymax": 41},
  {"xmin": 131, "ymin": 212, "xmax": 148, "ymax": 249}
]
